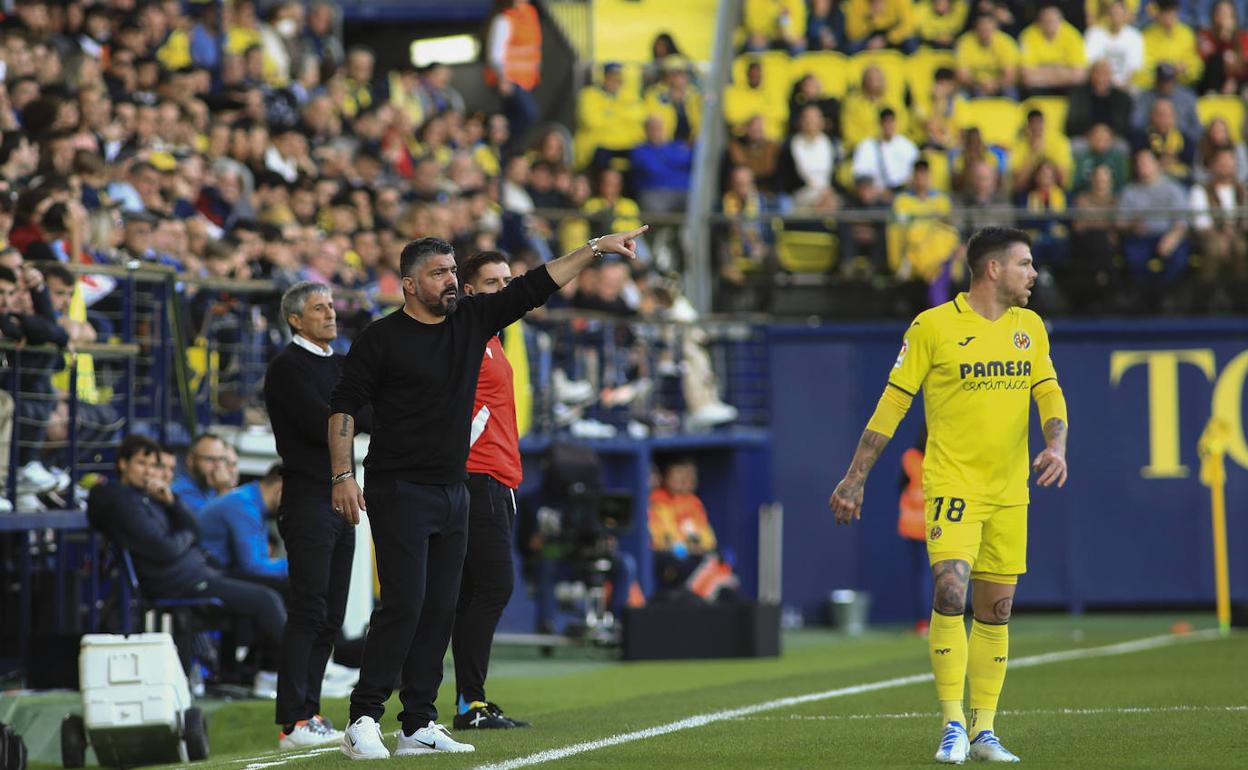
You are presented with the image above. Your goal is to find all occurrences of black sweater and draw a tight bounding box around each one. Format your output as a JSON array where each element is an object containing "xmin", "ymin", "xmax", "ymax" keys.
[
  {"xmin": 330, "ymin": 264, "xmax": 559, "ymax": 485},
  {"xmin": 87, "ymin": 481, "xmax": 215, "ymax": 596},
  {"xmin": 264, "ymin": 341, "xmax": 373, "ymax": 488}
]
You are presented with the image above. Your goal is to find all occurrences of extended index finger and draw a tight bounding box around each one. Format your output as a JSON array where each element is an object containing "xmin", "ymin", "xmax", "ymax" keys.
[{"xmin": 623, "ymin": 225, "xmax": 649, "ymax": 238}]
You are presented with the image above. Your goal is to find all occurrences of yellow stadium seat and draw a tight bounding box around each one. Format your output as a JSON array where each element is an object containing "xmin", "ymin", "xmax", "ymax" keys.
[
  {"xmin": 1197, "ymin": 95, "xmax": 1246, "ymax": 143},
  {"xmin": 907, "ymin": 49, "xmax": 957, "ymax": 112},
  {"xmin": 774, "ymin": 219, "xmax": 837, "ymax": 273},
  {"xmin": 847, "ymin": 49, "xmax": 908, "ymax": 103},
  {"xmin": 1022, "ymin": 96, "xmax": 1069, "ymax": 140},
  {"xmin": 955, "ymin": 98, "xmax": 1024, "ymax": 148},
  {"xmin": 790, "ymin": 51, "xmax": 850, "ymax": 99}
]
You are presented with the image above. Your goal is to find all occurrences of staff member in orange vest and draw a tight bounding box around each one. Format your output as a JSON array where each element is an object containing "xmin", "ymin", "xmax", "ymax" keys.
[
  {"xmin": 485, "ymin": 0, "xmax": 543, "ymax": 153},
  {"xmin": 451, "ymin": 251, "xmax": 530, "ymax": 730},
  {"xmin": 898, "ymin": 426, "xmax": 932, "ymax": 636}
]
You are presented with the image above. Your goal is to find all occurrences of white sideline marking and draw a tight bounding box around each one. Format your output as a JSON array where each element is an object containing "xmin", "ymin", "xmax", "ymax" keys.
[
  {"xmin": 473, "ymin": 629, "xmax": 1222, "ymax": 770},
  {"xmin": 735, "ymin": 705, "xmax": 1248, "ymax": 721},
  {"xmin": 237, "ymin": 746, "xmax": 339, "ymax": 770}
]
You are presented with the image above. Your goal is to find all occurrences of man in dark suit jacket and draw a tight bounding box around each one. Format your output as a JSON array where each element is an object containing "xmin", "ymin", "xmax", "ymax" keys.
[{"xmin": 87, "ymin": 434, "xmax": 286, "ymax": 674}]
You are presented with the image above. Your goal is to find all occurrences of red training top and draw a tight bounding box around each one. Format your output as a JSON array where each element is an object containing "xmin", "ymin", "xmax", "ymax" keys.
[{"xmin": 466, "ymin": 335, "xmax": 523, "ymax": 488}]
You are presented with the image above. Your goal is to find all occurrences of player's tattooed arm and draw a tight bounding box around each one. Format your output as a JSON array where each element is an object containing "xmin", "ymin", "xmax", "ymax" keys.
[
  {"xmin": 829, "ymin": 429, "xmax": 891, "ymax": 525},
  {"xmin": 1042, "ymin": 417, "xmax": 1067, "ymax": 451},
  {"xmin": 1033, "ymin": 418, "xmax": 1068, "ymax": 488}
]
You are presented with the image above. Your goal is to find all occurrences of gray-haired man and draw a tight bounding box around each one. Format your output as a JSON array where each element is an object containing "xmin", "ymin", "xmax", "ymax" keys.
[{"xmin": 265, "ymin": 282, "xmax": 371, "ymax": 750}]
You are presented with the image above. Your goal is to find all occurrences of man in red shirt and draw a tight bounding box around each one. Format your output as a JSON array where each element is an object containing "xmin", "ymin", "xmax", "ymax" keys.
[{"xmin": 451, "ymin": 251, "xmax": 530, "ymax": 730}]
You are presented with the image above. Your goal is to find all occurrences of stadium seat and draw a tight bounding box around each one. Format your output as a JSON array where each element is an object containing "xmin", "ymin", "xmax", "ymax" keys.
[
  {"xmin": 955, "ymin": 98, "xmax": 1024, "ymax": 148},
  {"xmin": 1021, "ymin": 96, "xmax": 1069, "ymax": 140},
  {"xmin": 790, "ymin": 50, "xmax": 850, "ymax": 99},
  {"xmin": 774, "ymin": 219, "xmax": 837, "ymax": 273},
  {"xmin": 1196, "ymin": 95, "xmax": 1245, "ymax": 143},
  {"xmin": 906, "ymin": 49, "xmax": 957, "ymax": 113},
  {"xmin": 847, "ymin": 49, "xmax": 908, "ymax": 103}
]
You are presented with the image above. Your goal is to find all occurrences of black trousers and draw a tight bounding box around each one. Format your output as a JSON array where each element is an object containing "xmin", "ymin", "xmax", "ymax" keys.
[
  {"xmin": 183, "ymin": 573, "xmax": 286, "ymax": 664},
  {"xmin": 274, "ymin": 482, "xmax": 355, "ymax": 725},
  {"xmin": 452, "ymin": 473, "xmax": 516, "ymax": 705},
  {"xmin": 350, "ymin": 479, "xmax": 468, "ymax": 734}
]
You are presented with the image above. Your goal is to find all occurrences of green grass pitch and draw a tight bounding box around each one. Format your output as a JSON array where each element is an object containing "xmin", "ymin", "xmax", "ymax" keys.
[{"xmin": 45, "ymin": 614, "xmax": 1248, "ymax": 770}]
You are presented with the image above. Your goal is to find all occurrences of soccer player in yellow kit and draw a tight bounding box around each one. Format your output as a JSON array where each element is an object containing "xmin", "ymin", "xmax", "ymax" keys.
[{"xmin": 829, "ymin": 227, "xmax": 1069, "ymax": 764}]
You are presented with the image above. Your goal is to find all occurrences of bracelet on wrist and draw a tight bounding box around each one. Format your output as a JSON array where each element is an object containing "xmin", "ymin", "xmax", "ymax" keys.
[
  {"xmin": 331, "ymin": 471, "xmax": 354, "ymax": 485},
  {"xmin": 588, "ymin": 237, "xmax": 605, "ymax": 260}
]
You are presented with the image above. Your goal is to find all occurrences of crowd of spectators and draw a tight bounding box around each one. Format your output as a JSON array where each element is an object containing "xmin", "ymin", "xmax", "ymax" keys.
[
  {"xmin": 0, "ymin": 0, "xmax": 744, "ymax": 515},
  {"xmin": 721, "ymin": 0, "xmax": 1248, "ymax": 314}
]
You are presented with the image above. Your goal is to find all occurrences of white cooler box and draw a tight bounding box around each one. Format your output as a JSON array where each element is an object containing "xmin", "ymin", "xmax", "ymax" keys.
[{"xmin": 61, "ymin": 633, "xmax": 209, "ymax": 768}]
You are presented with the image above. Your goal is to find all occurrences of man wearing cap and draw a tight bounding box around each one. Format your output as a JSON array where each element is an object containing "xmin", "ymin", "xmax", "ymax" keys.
[
  {"xmin": 643, "ymin": 56, "xmax": 702, "ymax": 144},
  {"xmin": 1130, "ymin": 62, "xmax": 1200, "ymax": 139}
]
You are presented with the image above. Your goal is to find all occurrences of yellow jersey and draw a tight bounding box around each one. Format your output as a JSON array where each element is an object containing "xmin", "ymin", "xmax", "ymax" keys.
[
  {"xmin": 888, "ymin": 294, "xmax": 1058, "ymax": 506},
  {"xmin": 1019, "ymin": 21, "xmax": 1087, "ymax": 70},
  {"xmin": 955, "ymin": 30, "xmax": 1021, "ymax": 84}
]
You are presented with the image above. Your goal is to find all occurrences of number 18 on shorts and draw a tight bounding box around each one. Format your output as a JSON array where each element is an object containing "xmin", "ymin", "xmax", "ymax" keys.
[{"xmin": 924, "ymin": 496, "xmax": 1028, "ymax": 576}]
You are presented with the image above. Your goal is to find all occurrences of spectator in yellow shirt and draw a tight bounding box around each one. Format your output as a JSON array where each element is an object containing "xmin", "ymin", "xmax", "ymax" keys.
[
  {"xmin": 914, "ymin": 0, "xmax": 969, "ymax": 50},
  {"xmin": 724, "ymin": 59, "xmax": 787, "ymax": 141},
  {"xmin": 1009, "ymin": 109, "xmax": 1075, "ymax": 193},
  {"xmin": 1019, "ymin": 3, "xmax": 1089, "ymax": 97},
  {"xmin": 888, "ymin": 159, "xmax": 962, "ymax": 299},
  {"xmin": 1138, "ymin": 0, "xmax": 1203, "ymax": 88},
  {"xmin": 912, "ymin": 67, "xmax": 964, "ymax": 150},
  {"xmin": 743, "ymin": 0, "xmax": 807, "ymax": 54},
  {"xmin": 956, "ymin": 12, "xmax": 1020, "ymax": 97},
  {"xmin": 577, "ymin": 63, "xmax": 646, "ymax": 170},
  {"xmin": 644, "ymin": 56, "xmax": 702, "ymax": 143},
  {"xmin": 845, "ymin": 0, "xmax": 917, "ymax": 53},
  {"xmin": 841, "ymin": 66, "xmax": 911, "ymax": 149}
]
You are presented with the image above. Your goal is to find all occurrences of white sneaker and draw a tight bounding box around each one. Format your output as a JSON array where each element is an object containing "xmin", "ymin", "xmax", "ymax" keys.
[
  {"xmin": 280, "ymin": 716, "xmax": 344, "ymax": 750},
  {"xmin": 553, "ymin": 369, "xmax": 594, "ymax": 404},
  {"xmin": 0, "ymin": 497, "xmax": 12, "ymax": 514},
  {"xmin": 394, "ymin": 721, "xmax": 475, "ymax": 755},
  {"xmin": 935, "ymin": 721, "xmax": 970, "ymax": 764},
  {"xmin": 341, "ymin": 716, "xmax": 390, "ymax": 760},
  {"xmin": 15, "ymin": 493, "xmax": 46, "ymax": 512},
  {"xmin": 253, "ymin": 670, "xmax": 278, "ymax": 699},
  {"xmin": 969, "ymin": 730, "xmax": 1020, "ymax": 763},
  {"xmin": 688, "ymin": 402, "xmax": 738, "ymax": 428},
  {"xmin": 320, "ymin": 677, "xmax": 353, "ymax": 699},
  {"xmin": 324, "ymin": 661, "xmax": 360, "ymax": 685},
  {"xmin": 18, "ymin": 462, "xmax": 60, "ymax": 494}
]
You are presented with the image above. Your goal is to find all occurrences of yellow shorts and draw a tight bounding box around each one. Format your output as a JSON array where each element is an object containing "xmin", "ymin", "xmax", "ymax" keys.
[{"xmin": 925, "ymin": 497, "xmax": 1027, "ymax": 577}]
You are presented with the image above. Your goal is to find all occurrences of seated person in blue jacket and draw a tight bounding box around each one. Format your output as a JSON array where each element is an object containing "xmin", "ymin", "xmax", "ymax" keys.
[
  {"xmin": 172, "ymin": 433, "xmax": 233, "ymax": 513},
  {"xmin": 197, "ymin": 463, "xmax": 287, "ymax": 587},
  {"xmin": 88, "ymin": 433, "xmax": 286, "ymax": 679}
]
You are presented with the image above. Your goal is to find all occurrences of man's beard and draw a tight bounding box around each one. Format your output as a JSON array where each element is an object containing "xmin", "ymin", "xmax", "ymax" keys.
[{"xmin": 420, "ymin": 287, "xmax": 459, "ymax": 316}]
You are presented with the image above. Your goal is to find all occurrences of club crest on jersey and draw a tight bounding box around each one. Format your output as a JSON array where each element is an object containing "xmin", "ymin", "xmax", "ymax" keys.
[
  {"xmin": 1013, "ymin": 331, "xmax": 1031, "ymax": 350},
  {"xmin": 894, "ymin": 339, "xmax": 908, "ymax": 369},
  {"xmin": 929, "ymin": 526, "xmax": 942, "ymax": 541}
]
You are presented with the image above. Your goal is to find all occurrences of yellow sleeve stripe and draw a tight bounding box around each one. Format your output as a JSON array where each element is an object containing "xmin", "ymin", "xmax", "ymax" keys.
[
  {"xmin": 866, "ymin": 383, "xmax": 915, "ymax": 438},
  {"xmin": 1033, "ymin": 380, "xmax": 1067, "ymax": 426}
]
